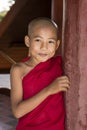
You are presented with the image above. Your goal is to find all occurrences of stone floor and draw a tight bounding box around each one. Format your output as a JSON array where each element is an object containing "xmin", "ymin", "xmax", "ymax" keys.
[{"xmin": 0, "ymin": 94, "xmax": 18, "ymax": 130}]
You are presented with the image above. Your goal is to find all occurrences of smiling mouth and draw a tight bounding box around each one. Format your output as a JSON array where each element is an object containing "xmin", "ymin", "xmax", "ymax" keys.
[{"xmin": 38, "ymin": 53, "xmax": 48, "ymax": 57}]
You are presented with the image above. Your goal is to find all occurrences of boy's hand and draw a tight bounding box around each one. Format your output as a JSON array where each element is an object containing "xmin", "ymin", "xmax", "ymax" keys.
[{"xmin": 47, "ymin": 76, "xmax": 70, "ymax": 95}]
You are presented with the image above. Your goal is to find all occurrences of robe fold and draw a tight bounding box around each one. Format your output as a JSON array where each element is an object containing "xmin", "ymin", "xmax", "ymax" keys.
[{"xmin": 16, "ymin": 56, "xmax": 65, "ymax": 130}]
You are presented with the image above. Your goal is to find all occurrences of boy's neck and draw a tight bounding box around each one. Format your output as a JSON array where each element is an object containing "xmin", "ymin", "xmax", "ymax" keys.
[{"xmin": 27, "ymin": 57, "xmax": 40, "ymax": 67}]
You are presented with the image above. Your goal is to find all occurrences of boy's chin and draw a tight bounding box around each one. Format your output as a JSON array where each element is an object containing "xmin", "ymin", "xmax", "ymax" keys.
[{"xmin": 39, "ymin": 57, "xmax": 52, "ymax": 63}]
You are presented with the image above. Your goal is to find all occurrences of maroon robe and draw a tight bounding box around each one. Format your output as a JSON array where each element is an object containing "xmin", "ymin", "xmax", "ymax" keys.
[{"xmin": 16, "ymin": 56, "xmax": 65, "ymax": 130}]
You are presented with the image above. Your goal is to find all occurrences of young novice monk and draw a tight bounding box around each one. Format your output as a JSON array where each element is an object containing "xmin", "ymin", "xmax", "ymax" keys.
[{"xmin": 10, "ymin": 17, "xmax": 70, "ymax": 130}]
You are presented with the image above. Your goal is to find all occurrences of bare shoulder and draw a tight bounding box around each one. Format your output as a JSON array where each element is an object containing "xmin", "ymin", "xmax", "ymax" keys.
[{"xmin": 10, "ymin": 62, "xmax": 25, "ymax": 79}]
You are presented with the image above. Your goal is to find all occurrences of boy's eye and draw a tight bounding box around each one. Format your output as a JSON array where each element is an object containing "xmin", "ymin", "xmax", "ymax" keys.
[
  {"xmin": 35, "ymin": 39, "xmax": 40, "ymax": 42},
  {"xmin": 48, "ymin": 41, "xmax": 55, "ymax": 44}
]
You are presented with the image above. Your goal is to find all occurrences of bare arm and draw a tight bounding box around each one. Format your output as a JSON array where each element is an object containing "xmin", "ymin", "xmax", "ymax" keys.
[{"xmin": 10, "ymin": 64, "xmax": 70, "ymax": 119}]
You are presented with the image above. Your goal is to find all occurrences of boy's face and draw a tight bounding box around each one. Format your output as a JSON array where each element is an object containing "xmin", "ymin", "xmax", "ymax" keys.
[{"xmin": 25, "ymin": 24, "xmax": 60, "ymax": 64}]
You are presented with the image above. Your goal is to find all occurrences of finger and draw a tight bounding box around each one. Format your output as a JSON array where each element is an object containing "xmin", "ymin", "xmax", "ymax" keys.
[
  {"xmin": 59, "ymin": 87, "xmax": 68, "ymax": 92},
  {"xmin": 60, "ymin": 75, "xmax": 69, "ymax": 79},
  {"xmin": 58, "ymin": 76, "xmax": 70, "ymax": 81},
  {"xmin": 59, "ymin": 84, "xmax": 70, "ymax": 89},
  {"xmin": 63, "ymin": 75, "xmax": 70, "ymax": 80},
  {"xmin": 58, "ymin": 79, "xmax": 70, "ymax": 85}
]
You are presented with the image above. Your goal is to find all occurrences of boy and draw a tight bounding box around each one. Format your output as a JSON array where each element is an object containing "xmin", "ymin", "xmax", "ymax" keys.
[{"xmin": 10, "ymin": 17, "xmax": 70, "ymax": 130}]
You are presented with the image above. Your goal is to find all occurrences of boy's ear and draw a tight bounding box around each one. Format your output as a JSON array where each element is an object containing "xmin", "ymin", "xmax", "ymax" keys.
[
  {"xmin": 25, "ymin": 35, "xmax": 30, "ymax": 47},
  {"xmin": 56, "ymin": 40, "xmax": 60, "ymax": 50}
]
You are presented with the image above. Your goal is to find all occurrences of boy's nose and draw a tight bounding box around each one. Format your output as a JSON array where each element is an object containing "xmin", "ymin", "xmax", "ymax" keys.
[{"xmin": 40, "ymin": 42, "xmax": 48, "ymax": 49}]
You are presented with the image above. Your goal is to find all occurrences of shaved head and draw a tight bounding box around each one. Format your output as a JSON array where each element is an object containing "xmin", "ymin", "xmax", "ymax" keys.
[{"xmin": 28, "ymin": 17, "xmax": 58, "ymax": 38}]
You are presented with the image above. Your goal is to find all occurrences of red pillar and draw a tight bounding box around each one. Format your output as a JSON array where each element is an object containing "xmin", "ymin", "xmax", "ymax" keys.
[{"xmin": 64, "ymin": 0, "xmax": 87, "ymax": 130}]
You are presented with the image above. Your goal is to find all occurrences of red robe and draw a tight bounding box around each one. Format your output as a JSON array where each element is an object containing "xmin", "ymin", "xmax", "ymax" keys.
[{"xmin": 16, "ymin": 56, "xmax": 65, "ymax": 130}]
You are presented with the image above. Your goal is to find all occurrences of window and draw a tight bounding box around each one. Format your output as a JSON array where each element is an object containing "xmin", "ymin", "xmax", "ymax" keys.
[{"xmin": 0, "ymin": 0, "xmax": 15, "ymax": 22}]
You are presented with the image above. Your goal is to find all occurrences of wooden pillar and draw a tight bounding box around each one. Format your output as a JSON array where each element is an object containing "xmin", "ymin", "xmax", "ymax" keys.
[
  {"xmin": 64, "ymin": 0, "xmax": 87, "ymax": 130},
  {"xmin": 51, "ymin": 0, "xmax": 63, "ymax": 54}
]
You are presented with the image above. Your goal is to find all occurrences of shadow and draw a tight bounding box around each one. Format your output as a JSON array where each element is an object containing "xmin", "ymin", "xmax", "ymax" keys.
[{"xmin": 0, "ymin": 88, "xmax": 10, "ymax": 96}]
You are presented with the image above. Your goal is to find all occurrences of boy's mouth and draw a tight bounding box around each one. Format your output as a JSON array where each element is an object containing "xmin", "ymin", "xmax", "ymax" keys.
[{"xmin": 38, "ymin": 53, "xmax": 48, "ymax": 57}]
